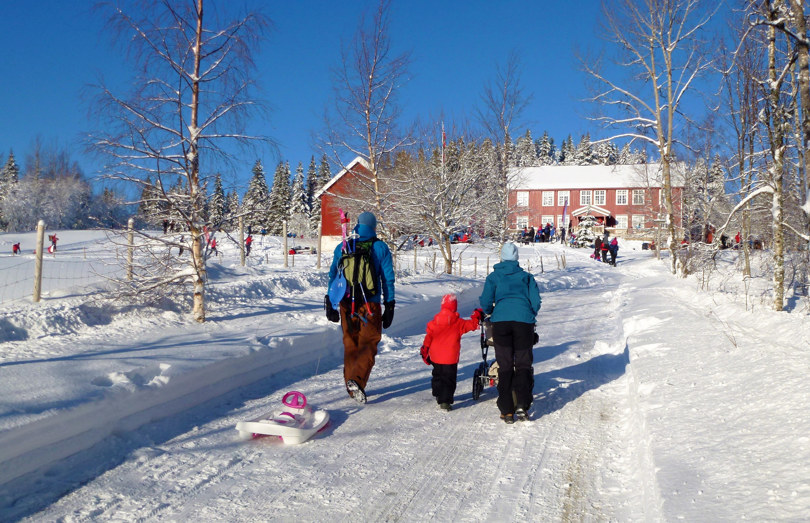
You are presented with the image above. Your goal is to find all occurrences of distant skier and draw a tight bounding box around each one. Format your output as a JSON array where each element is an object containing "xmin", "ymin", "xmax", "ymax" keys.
[
  {"xmin": 49, "ymin": 234, "xmax": 58, "ymax": 252},
  {"xmin": 420, "ymin": 294, "xmax": 483, "ymax": 411},
  {"xmin": 12, "ymin": 243, "xmax": 21, "ymax": 255}
]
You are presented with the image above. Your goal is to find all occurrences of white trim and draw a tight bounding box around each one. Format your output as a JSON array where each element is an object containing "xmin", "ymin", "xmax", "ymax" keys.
[
  {"xmin": 314, "ymin": 156, "xmax": 371, "ymax": 199},
  {"xmin": 571, "ymin": 204, "xmax": 611, "ymax": 216}
]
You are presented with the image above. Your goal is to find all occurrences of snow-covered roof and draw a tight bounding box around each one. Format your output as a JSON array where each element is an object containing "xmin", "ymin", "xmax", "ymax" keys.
[
  {"xmin": 509, "ymin": 163, "xmax": 684, "ymax": 190},
  {"xmin": 314, "ymin": 156, "xmax": 371, "ymax": 198}
]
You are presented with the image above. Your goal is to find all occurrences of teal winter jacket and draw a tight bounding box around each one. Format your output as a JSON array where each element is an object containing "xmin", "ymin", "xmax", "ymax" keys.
[{"xmin": 479, "ymin": 260, "xmax": 541, "ymax": 323}]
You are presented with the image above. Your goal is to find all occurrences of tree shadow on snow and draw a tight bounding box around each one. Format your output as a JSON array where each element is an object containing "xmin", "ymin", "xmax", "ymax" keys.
[{"xmin": 532, "ymin": 345, "xmax": 629, "ymax": 419}]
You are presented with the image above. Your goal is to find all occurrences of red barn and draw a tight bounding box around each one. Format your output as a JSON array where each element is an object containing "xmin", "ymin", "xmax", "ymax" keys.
[
  {"xmin": 508, "ymin": 163, "xmax": 685, "ymax": 237},
  {"xmin": 315, "ymin": 156, "xmax": 374, "ymax": 247}
]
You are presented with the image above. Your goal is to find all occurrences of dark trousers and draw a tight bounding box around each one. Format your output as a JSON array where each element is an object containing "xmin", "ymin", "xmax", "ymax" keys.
[
  {"xmin": 492, "ymin": 321, "xmax": 535, "ymax": 415},
  {"xmin": 431, "ymin": 363, "xmax": 458, "ymax": 404}
]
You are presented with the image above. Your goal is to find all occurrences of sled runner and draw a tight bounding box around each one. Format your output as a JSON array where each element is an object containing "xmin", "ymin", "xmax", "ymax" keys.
[
  {"xmin": 235, "ymin": 391, "xmax": 329, "ymax": 444},
  {"xmin": 472, "ymin": 317, "xmax": 499, "ymax": 400}
]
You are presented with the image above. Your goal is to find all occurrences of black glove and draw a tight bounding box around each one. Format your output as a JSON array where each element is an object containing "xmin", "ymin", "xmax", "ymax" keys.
[
  {"xmin": 382, "ymin": 300, "xmax": 395, "ymax": 329},
  {"xmin": 420, "ymin": 345, "xmax": 431, "ymax": 365},
  {"xmin": 324, "ymin": 295, "xmax": 340, "ymax": 323}
]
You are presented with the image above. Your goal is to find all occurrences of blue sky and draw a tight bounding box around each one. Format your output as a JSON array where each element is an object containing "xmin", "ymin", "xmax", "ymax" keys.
[{"xmin": 0, "ymin": 1, "xmax": 604, "ymax": 193}]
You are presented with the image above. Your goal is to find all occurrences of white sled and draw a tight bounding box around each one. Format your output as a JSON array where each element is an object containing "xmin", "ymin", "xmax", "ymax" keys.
[{"xmin": 235, "ymin": 391, "xmax": 329, "ymax": 445}]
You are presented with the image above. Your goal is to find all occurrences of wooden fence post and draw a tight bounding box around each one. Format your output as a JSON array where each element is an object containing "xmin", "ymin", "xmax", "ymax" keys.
[
  {"xmin": 239, "ymin": 216, "xmax": 245, "ymax": 267},
  {"xmin": 283, "ymin": 220, "xmax": 288, "ymax": 268},
  {"xmin": 33, "ymin": 220, "xmax": 45, "ymax": 303},
  {"xmin": 127, "ymin": 217, "xmax": 134, "ymax": 281}
]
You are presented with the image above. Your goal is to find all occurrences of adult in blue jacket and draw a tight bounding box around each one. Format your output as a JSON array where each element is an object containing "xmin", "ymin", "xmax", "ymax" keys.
[
  {"xmin": 326, "ymin": 211, "xmax": 395, "ymax": 404},
  {"xmin": 479, "ymin": 242, "xmax": 541, "ymax": 423}
]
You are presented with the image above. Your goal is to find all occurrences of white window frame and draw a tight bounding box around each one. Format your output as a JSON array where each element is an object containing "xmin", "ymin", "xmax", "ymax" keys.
[
  {"xmin": 632, "ymin": 214, "xmax": 645, "ymax": 229},
  {"xmin": 632, "ymin": 189, "xmax": 645, "ymax": 205},
  {"xmin": 541, "ymin": 215, "xmax": 555, "ymax": 227},
  {"xmin": 516, "ymin": 215, "xmax": 529, "ymax": 229},
  {"xmin": 594, "ymin": 190, "xmax": 606, "ymax": 205},
  {"xmin": 580, "ymin": 190, "xmax": 592, "ymax": 205},
  {"xmin": 616, "ymin": 190, "xmax": 628, "ymax": 205},
  {"xmin": 516, "ymin": 191, "xmax": 529, "ymax": 207},
  {"xmin": 557, "ymin": 215, "xmax": 564, "ymax": 228},
  {"xmin": 542, "ymin": 191, "xmax": 554, "ymax": 207},
  {"xmin": 616, "ymin": 215, "xmax": 628, "ymax": 230},
  {"xmin": 557, "ymin": 191, "xmax": 570, "ymax": 206}
]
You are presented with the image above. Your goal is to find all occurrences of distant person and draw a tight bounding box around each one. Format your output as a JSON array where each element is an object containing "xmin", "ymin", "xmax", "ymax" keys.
[
  {"xmin": 479, "ymin": 242, "xmax": 541, "ymax": 424},
  {"xmin": 209, "ymin": 237, "xmax": 218, "ymax": 257},
  {"xmin": 163, "ymin": 220, "xmax": 169, "ymax": 234},
  {"xmin": 601, "ymin": 236, "xmax": 610, "ymax": 263},
  {"xmin": 178, "ymin": 235, "xmax": 185, "ymax": 256},
  {"xmin": 245, "ymin": 234, "xmax": 253, "ymax": 256},
  {"xmin": 593, "ymin": 236, "xmax": 603, "ymax": 260},
  {"xmin": 420, "ymin": 294, "xmax": 483, "ymax": 411},
  {"xmin": 12, "ymin": 243, "xmax": 21, "ymax": 255},
  {"xmin": 609, "ymin": 237, "xmax": 619, "ymax": 266}
]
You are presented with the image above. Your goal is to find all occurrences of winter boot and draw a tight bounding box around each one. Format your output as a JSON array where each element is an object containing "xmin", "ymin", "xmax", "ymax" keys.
[
  {"xmin": 346, "ymin": 380, "xmax": 367, "ymax": 404},
  {"xmin": 515, "ymin": 407, "xmax": 530, "ymax": 422},
  {"xmin": 439, "ymin": 403, "xmax": 452, "ymax": 411},
  {"xmin": 500, "ymin": 413, "xmax": 515, "ymax": 424}
]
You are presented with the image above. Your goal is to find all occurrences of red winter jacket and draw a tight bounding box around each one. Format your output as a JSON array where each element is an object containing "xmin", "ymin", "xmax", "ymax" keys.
[{"xmin": 422, "ymin": 296, "xmax": 479, "ymax": 365}]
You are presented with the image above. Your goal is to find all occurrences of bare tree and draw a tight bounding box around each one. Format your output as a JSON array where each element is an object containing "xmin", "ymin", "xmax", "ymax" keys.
[
  {"xmin": 395, "ymin": 125, "xmax": 493, "ymax": 273},
  {"xmin": 475, "ymin": 51, "xmax": 533, "ymax": 243},
  {"xmin": 584, "ymin": 0, "xmax": 716, "ymax": 276},
  {"xmin": 322, "ymin": 0, "xmax": 410, "ymax": 242},
  {"xmin": 90, "ymin": 0, "xmax": 269, "ymax": 322}
]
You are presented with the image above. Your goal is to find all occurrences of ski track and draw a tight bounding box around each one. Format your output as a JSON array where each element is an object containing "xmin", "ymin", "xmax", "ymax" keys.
[{"xmin": 22, "ymin": 255, "xmax": 655, "ymax": 522}]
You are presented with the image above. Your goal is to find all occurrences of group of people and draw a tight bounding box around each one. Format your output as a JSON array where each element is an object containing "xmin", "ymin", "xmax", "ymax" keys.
[
  {"xmin": 326, "ymin": 211, "xmax": 541, "ymax": 424},
  {"xmin": 9, "ymin": 234, "xmax": 58, "ymax": 255},
  {"xmin": 592, "ymin": 232, "xmax": 619, "ymax": 266},
  {"xmin": 519, "ymin": 222, "xmax": 571, "ymax": 245}
]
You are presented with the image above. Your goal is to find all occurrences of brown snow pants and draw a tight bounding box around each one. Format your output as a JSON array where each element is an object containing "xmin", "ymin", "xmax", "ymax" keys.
[{"xmin": 339, "ymin": 299, "xmax": 382, "ymax": 392}]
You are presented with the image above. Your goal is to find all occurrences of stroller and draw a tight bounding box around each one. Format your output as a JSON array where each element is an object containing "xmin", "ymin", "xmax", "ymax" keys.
[{"xmin": 472, "ymin": 317, "xmax": 499, "ymax": 400}]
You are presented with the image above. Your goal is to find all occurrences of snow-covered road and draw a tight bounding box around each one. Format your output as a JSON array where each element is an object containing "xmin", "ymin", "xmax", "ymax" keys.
[{"xmin": 19, "ymin": 254, "xmax": 658, "ymax": 521}]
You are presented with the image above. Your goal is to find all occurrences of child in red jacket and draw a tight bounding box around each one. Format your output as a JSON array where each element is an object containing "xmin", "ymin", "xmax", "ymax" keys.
[{"xmin": 420, "ymin": 294, "xmax": 483, "ymax": 411}]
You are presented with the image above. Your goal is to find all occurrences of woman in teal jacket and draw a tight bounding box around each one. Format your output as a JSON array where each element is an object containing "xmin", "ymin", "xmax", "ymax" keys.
[{"xmin": 479, "ymin": 242, "xmax": 541, "ymax": 423}]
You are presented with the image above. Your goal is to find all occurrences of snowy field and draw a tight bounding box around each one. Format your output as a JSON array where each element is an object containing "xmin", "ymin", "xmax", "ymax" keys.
[{"xmin": 1, "ymin": 230, "xmax": 809, "ymax": 521}]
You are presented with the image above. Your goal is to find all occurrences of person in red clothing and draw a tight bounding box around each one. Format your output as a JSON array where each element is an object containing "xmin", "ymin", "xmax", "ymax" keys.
[{"xmin": 420, "ymin": 294, "xmax": 483, "ymax": 411}]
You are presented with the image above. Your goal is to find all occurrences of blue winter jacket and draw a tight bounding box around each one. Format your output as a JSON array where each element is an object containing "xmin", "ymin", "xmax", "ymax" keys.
[
  {"xmin": 328, "ymin": 224, "xmax": 395, "ymax": 304},
  {"xmin": 479, "ymin": 260, "xmax": 541, "ymax": 323}
]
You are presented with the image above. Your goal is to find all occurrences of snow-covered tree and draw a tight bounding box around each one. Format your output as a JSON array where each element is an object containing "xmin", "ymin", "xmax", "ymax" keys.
[
  {"xmin": 288, "ymin": 161, "xmax": 310, "ymax": 236},
  {"xmin": 594, "ymin": 140, "xmax": 619, "ymax": 165},
  {"xmin": 225, "ymin": 190, "xmax": 239, "ymax": 228},
  {"xmin": 573, "ymin": 133, "xmax": 596, "ymax": 165},
  {"xmin": 514, "ymin": 130, "xmax": 537, "ymax": 167},
  {"xmin": 267, "ymin": 161, "xmax": 291, "ymax": 234},
  {"xmin": 572, "ymin": 215, "xmax": 600, "ymax": 248},
  {"xmin": 241, "ymin": 160, "xmax": 271, "ymax": 231},
  {"xmin": 208, "ymin": 174, "xmax": 226, "ymax": 228},
  {"xmin": 534, "ymin": 131, "xmax": 556, "ymax": 165},
  {"xmin": 559, "ymin": 135, "xmax": 576, "ymax": 165},
  {"xmin": 0, "ymin": 151, "xmax": 20, "ymax": 230}
]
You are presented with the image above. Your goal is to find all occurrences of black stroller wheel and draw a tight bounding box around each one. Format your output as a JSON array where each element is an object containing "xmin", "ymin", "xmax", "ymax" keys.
[{"xmin": 472, "ymin": 365, "xmax": 484, "ymax": 400}]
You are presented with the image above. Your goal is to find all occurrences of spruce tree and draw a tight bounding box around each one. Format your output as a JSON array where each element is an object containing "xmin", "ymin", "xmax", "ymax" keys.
[
  {"xmin": 241, "ymin": 160, "xmax": 271, "ymax": 230},
  {"xmin": 574, "ymin": 133, "xmax": 595, "ymax": 165},
  {"xmin": 289, "ymin": 162, "xmax": 310, "ymax": 236},
  {"xmin": 267, "ymin": 161, "xmax": 292, "ymax": 234},
  {"xmin": 225, "ymin": 190, "xmax": 239, "ymax": 228},
  {"xmin": 514, "ymin": 130, "xmax": 537, "ymax": 167},
  {"xmin": 306, "ymin": 156, "xmax": 320, "ymax": 233},
  {"xmin": 208, "ymin": 174, "xmax": 226, "ymax": 227},
  {"xmin": 535, "ymin": 131, "xmax": 555, "ymax": 165},
  {"xmin": 0, "ymin": 151, "xmax": 20, "ymax": 229}
]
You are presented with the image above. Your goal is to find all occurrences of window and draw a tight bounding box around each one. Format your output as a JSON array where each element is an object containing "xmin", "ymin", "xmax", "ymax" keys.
[
  {"xmin": 632, "ymin": 189, "xmax": 645, "ymax": 205},
  {"xmin": 580, "ymin": 190, "xmax": 592, "ymax": 205},
  {"xmin": 616, "ymin": 215, "xmax": 628, "ymax": 230},
  {"xmin": 632, "ymin": 215, "xmax": 646, "ymax": 229},
  {"xmin": 557, "ymin": 215, "xmax": 564, "ymax": 228},
  {"xmin": 516, "ymin": 216, "xmax": 529, "ymax": 229},
  {"xmin": 558, "ymin": 191, "xmax": 570, "ymax": 206},
  {"xmin": 594, "ymin": 190, "xmax": 606, "ymax": 205},
  {"xmin": 616, "ymin": 190, "xmax": 628, "ymax": 205},
  {"xmin": 541, "ymin": 215, "xmax": 555, "ymax": 226},
  {"xmin": 517, "ymin": 191, "xmax": 529, "ymax": 207},
  {"xmin": 542, "ymin": 191, "xmax": 554, "ymax": 206}
]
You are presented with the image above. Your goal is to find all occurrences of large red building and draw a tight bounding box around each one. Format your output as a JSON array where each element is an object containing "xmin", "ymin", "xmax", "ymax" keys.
[{"xmin": 508, "ymin": 163, "xmax": 685, "ymax": 236}]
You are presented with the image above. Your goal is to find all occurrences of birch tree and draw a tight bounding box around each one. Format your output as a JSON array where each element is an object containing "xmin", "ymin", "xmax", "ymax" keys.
[
  {"xmin": 585, "ymin": 0, "xmax": 716, "ymax": 276},
  {"xmin": 322, "ymin": 0, "xmax": 410, "ymax": 242},
  {"xmin": 91, "ymin": 0, "xmax": 268, "ymax": 322}
]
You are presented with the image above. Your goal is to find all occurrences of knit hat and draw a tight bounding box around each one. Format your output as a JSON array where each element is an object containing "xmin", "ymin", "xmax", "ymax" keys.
[
  {"xmin": 501, "ymin": 242, "xmax": 519, "ymax": 261},
  {"xmin": 357, "ymin": 211, "xmax": 377, "ymax": 231},
  {"xmin": 440, "ymin": 293, "xmax": 458, "ymax": 311}
]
